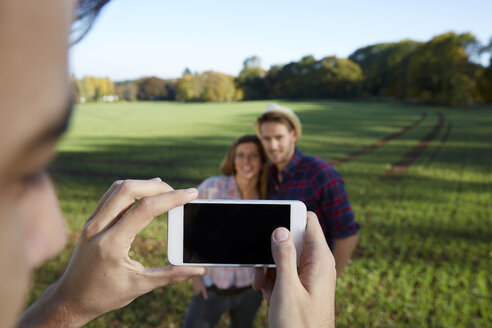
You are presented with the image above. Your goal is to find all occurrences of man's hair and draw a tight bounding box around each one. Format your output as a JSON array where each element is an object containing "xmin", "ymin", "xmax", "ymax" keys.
[
  {"xmin": 72, "ymin": 0, "xmax": 112, "ymax": 44},
  {"xmin": 256, "ymin": 112, "xmax": 296, "ymax": 132},
  {"xmin": 220, "ymin": 135, "xmax": 268, "ymax": 199}
]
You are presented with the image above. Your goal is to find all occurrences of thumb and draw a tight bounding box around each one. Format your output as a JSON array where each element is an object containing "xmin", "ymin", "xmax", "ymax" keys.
[{"xmin": 271, "ymin": 227, "xmax": 299, "ymax": 286}]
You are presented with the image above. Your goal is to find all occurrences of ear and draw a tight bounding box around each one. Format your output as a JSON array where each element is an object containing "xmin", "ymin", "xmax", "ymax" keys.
[{"xmin": 291, "ymin": 129, "xmax": 299, "ymax": 144}]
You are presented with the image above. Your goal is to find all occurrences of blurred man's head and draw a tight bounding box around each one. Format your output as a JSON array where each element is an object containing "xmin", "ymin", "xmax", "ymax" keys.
[
  {"xmin": 254, "ymin": 103, "xmax": 302, "ymax": 171},
  {"xmin": 0, "ymin": 0, "xmax": 110, "ymax": 326}
]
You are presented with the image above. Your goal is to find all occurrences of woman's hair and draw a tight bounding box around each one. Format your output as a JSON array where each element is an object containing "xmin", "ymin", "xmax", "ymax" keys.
[
  {"xmin": 72, "ymin": 0, "xmax": 112, "ymax": 44},
  {"xmin": 220, "ymin": 135, "xmax": 268, "ymax": 199}
]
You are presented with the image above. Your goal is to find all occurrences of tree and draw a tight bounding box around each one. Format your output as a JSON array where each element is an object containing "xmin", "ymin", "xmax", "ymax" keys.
[
  {"xmin": 135, "ymin": 76, "xmax": 168, "ymax": 100},
  {"xmin": 349, "ymin": 40, "xmax": 421, "ymax": 98},
  {"xmin": 236, "ymin": 56, "xmax": 267, "ymax": 99},
  {"xmin": 349, "ymin": 32, "xmax": 482, "ymax": 106},
  {"xmin": 70, "ymin": 74, "xmax": 80, "ymax": 102},
  {"xmin": 263, "ymin": 56, "xmax": 316, "ymax": 99},
  {"xmin": 74, "ymin": 76, "xmax": 116, "ymax": 102},
  {"xmin": 116, "ymin": 81, "xmax": 138, "ymax": 101},
  {"xmin": 176, "ymin": 73, "xmax": 204, "ymax": 101},
  {"xmin": 202, "ymin": 72, "xmax": 236, "ymax": 102},
  {"xmin": 176, "ymin": 71, "xmax": 238, "ymax": 102},
  {"xmin": 79, "ymin": 76, "xmax": 96, "ymax": 100},
  {"xmin": 243, "ymin": 55, "xmax": 262, "ymax": 69},
  {"xmin": 317, "ymin": 56, "xmax": 364, "ymax": 98},
  {"xmin": 263, "ymin": 55, "xmax": 363, "ymax": 99},
  {"xmin": 477, "ymin": 37, "xmax": 492, "ymax": 102},
  {"xmin": 405, "ymin": 32, "xmax": 480, "ymax": 106}
]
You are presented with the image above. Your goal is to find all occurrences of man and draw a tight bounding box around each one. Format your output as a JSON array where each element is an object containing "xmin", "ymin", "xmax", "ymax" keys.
[
  {"xmin": 0, "ymin": 1, "xmax": 336, "ymax": 327},
  {"xmin": 255, "ymin": 103, "xmax": 360, "ymax": 276}
]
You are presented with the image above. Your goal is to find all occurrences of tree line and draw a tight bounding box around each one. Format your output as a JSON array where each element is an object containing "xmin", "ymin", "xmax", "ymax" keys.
[{"xmin": 73, "ymin": 32, "xmax": 492, "ymax": 106}]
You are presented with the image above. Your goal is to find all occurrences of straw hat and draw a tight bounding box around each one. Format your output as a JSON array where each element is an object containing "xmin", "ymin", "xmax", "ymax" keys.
[{"xmin": 254, "ymin": 103, "xmax": 302, "ymax": 139}]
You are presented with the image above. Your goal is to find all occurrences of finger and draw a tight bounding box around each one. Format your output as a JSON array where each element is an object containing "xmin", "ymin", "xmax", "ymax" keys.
[
  {"xmin": 139, "ymin": 265, "xmax": 207, "ymax": 292},
  {"xmin": 202, "ymin": 288, "xmax": 208, "ymax": 300},
  {"xmin": 86, "ymin": 178, "xmax": 173, "ymax": 236},
  {"xmin": 84, "ymin": 179, "xmax": 124, "ymax": 225},
  {"xmin": 271, "ymin": 227, "xmax": 299, "ymax": 286},
  {"xmin": 109, "ymin": 188, "xmax": 198, "ymax": 244}
]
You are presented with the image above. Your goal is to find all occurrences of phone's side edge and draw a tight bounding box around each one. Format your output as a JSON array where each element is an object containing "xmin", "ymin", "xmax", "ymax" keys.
[
  {"xmin": 167, "ymin": 205, "xmax": 184, "ymax": 265},
  {"xmin": 292, "ymin": 201, "xmax": 307, "ymax": 267}
]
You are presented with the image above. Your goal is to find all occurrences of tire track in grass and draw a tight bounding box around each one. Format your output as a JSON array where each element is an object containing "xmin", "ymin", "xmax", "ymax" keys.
[
  {"xmin": 331, "ymin": 112, "xmax": 427, "ymax": 167},
  {"xmin": 385, "ymin": 113, "xmax": 445, "ymax": 177},
  {"xmin": 426, "ymin": 122, "xmax": 452, "ymax": 165}
]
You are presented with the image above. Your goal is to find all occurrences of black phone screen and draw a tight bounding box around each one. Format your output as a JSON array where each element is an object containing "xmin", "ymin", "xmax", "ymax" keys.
[{"xmin": 183, "ymin": 203, "xmax": 290, "ymax": 264}]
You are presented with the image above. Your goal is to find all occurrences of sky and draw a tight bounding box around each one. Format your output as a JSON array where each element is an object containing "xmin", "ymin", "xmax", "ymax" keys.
[{"xmin": 70, "ymin": 0, "xmax": 492, "ymax": 81}]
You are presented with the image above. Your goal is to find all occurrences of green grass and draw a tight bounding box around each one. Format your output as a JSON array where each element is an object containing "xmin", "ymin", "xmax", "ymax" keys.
[{"xmin": 29, "ymin": 100, "xmax": 492, "ymax": 327}]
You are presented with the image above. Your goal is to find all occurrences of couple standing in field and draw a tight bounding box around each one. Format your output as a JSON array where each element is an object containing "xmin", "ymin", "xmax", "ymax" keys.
[{"xmin": 183, "ymin": 103, "xmax": 360, "ymax": 328}]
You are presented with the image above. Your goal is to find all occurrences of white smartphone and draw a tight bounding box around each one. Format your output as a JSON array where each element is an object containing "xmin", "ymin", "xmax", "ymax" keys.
[{"xmin": 167, "ymin": 199, "xmax": 307, "ymax": 267}]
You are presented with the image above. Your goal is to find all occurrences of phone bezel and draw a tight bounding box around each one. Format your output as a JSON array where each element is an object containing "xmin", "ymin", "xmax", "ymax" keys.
[{"xmin": 167, "ymin": 199, "xmax": 306, "ymax": 267}]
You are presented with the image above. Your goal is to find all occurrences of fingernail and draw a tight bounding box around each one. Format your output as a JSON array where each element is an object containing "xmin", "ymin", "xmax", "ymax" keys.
[
  {"xmin": 185, "ymin": 188, "xmax": 198, "ymax": 194},
  {"xmin": 273, "ymin": 227, "xmax": 289, "ymax": 242},
  {"xmin": 151, "ymin": 177, "xmax": 162, "ymax": 182}
]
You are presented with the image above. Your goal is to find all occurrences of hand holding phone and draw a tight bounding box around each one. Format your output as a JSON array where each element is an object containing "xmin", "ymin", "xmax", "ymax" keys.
[
  {"xmin": 253, "ymin": 212, "xmax": 336, "ymax": 328},
  {"xmin": 19, "ymin": 179, "xmax": 206, "ymax": 327},
  {"xmin": 167, "ymin": 200, "xmax": 306, "ymax": 267}
]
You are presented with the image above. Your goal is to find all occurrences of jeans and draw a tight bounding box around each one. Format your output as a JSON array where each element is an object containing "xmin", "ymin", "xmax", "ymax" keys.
[{"xmin": 182, "ymin": 286, "xmax": 263, "ymax": 328}]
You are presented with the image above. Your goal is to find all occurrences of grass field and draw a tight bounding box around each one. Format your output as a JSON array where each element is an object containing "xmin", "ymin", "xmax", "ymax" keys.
[{"xmin": 28, "ymin": 100, "xmax": 491, "ymax": 327}]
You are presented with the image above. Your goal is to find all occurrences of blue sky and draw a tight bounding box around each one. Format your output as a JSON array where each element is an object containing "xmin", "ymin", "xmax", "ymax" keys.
[{"xmin": 70, "ymin": 0, "xmax": 492, "ymax": 81}]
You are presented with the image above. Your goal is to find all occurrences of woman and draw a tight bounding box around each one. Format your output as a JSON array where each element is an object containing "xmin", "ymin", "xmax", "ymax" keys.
[{"xmin": 183, "ymin": 134, "xmax": 268, "ymax": 328}]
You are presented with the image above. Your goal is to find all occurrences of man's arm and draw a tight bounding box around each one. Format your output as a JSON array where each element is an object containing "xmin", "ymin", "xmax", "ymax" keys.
[
  {"xmin": 314, "ymin": 164, "xmax": 360, "ymax": 277},
  {"xmin": 333, "ymin": 234, "xmax": 358, "ymax": 278},
  {"xmin": 18, "ymin": 281, "xmax": 86, "ymax": 328}
]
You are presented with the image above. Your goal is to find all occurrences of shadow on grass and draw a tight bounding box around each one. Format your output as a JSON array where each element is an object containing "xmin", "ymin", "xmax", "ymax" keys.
[{"xmin": 50, "ymin": 135, "xmax": 235, "ymax": 188}]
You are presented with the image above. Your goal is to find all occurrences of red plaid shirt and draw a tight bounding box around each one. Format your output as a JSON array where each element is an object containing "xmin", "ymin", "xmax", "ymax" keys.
[
  {"xmin": 268, "ymin": 148, "xmax": 359, "ymax": 249},
  {"xmin": 197, "ymin": 176, "xmax": 255, "ymax": 289}
]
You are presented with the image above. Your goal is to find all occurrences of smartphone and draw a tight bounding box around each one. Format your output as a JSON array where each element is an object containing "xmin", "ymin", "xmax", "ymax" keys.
[{"xmin": 167, "ymin": 199, "xmax": 307, "ymax": 267}]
